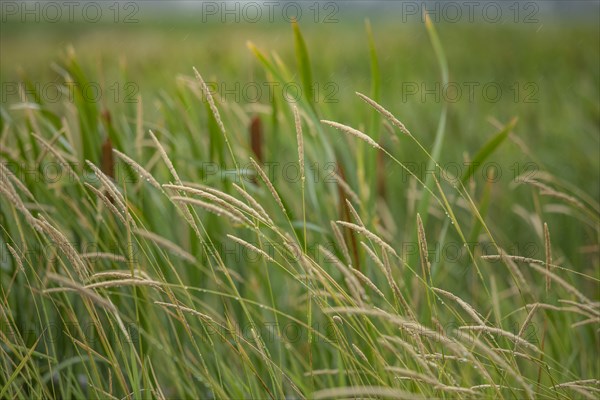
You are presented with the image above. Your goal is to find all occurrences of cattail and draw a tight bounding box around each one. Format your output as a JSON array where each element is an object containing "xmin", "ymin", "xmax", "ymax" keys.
[
  {"xmin": 100, "ymin": 137, "xmax": 116, "ymax": 205},
  {"xmin": 101, "ymin": 137, "xmax": 115, "ymax": 179},
  {"xmin": 100, "ymin": 108, "xmax": 112, "ymax": 126},
  {"xmin": 249, "ymin": 115, "xmax": 263, "ymax": 164},
  {"xmin": 336, "ymin": 162, "xmax": 360, "ymax": 270}
]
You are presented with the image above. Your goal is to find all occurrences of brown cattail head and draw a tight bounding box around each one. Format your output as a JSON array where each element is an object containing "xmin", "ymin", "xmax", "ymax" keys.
[
  {"xmin": 101, "ymin": 137, "xmax": 115, "ymax": 180},
  {"xmin": 100, "ymin": 109, "xmax": 112, "ymax": 126},
  {"xmin": 101, "ymin": 137, "xmax": 115, "ymax": 204},
  {"xmin": 249, "ymin": 115, "xmax": 263, "ymax": 164},
  {"xmin": 336, "ymin": 161, "xmax": 360, "ymax": 271}
]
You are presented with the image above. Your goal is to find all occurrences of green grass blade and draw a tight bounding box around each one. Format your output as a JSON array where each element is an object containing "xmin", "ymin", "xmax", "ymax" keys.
[
  {"xmin": 365, "ymin": 19, "xmax": 381, "ymax": 139},
  {"xmin": 0, "ymin": 332, "xmax": 43, "ymax": 398},
  {"xmin": 461, "ymin": 117, "xmax": 518, "ymax": 184},
  {"xmin": 416, "ymin": 13, "xmax": 449, "ymax": 228},
  {"xmin": 291, "ymin": 20, "xmax": 315, "ymax": 111}
]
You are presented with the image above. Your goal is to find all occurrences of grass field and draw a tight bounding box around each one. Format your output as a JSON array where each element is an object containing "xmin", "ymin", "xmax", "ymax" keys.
[{"xmin": 1, "ymin": 2, "xmax": 599, "ymax": 399}]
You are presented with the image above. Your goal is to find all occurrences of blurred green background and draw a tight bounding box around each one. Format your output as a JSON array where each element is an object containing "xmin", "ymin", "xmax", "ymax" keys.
[
  {"xmin": 2, "ymin": 2, "xmax": 598, "ymax": 189},
  {"xmin": 1, "ymin": 1, "xmax": 599, "ymax": 258}
]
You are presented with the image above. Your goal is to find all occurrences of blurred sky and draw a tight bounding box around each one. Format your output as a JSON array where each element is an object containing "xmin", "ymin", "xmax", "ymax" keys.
[{"xmin": 2, "ymin": 1, "xmax": 599, "ymax": 23}]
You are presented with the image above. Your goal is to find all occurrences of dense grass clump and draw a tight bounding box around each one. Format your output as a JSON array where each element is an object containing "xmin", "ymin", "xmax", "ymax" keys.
[{"xmin": 1, "ymin": 19, "xmax": 598, "ymax": 399}]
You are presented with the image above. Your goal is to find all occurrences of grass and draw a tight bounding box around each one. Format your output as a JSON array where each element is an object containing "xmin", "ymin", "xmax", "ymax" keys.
[{"xmin": 1, "ymin": 14, "xmax": 599, "ymax": 400}]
